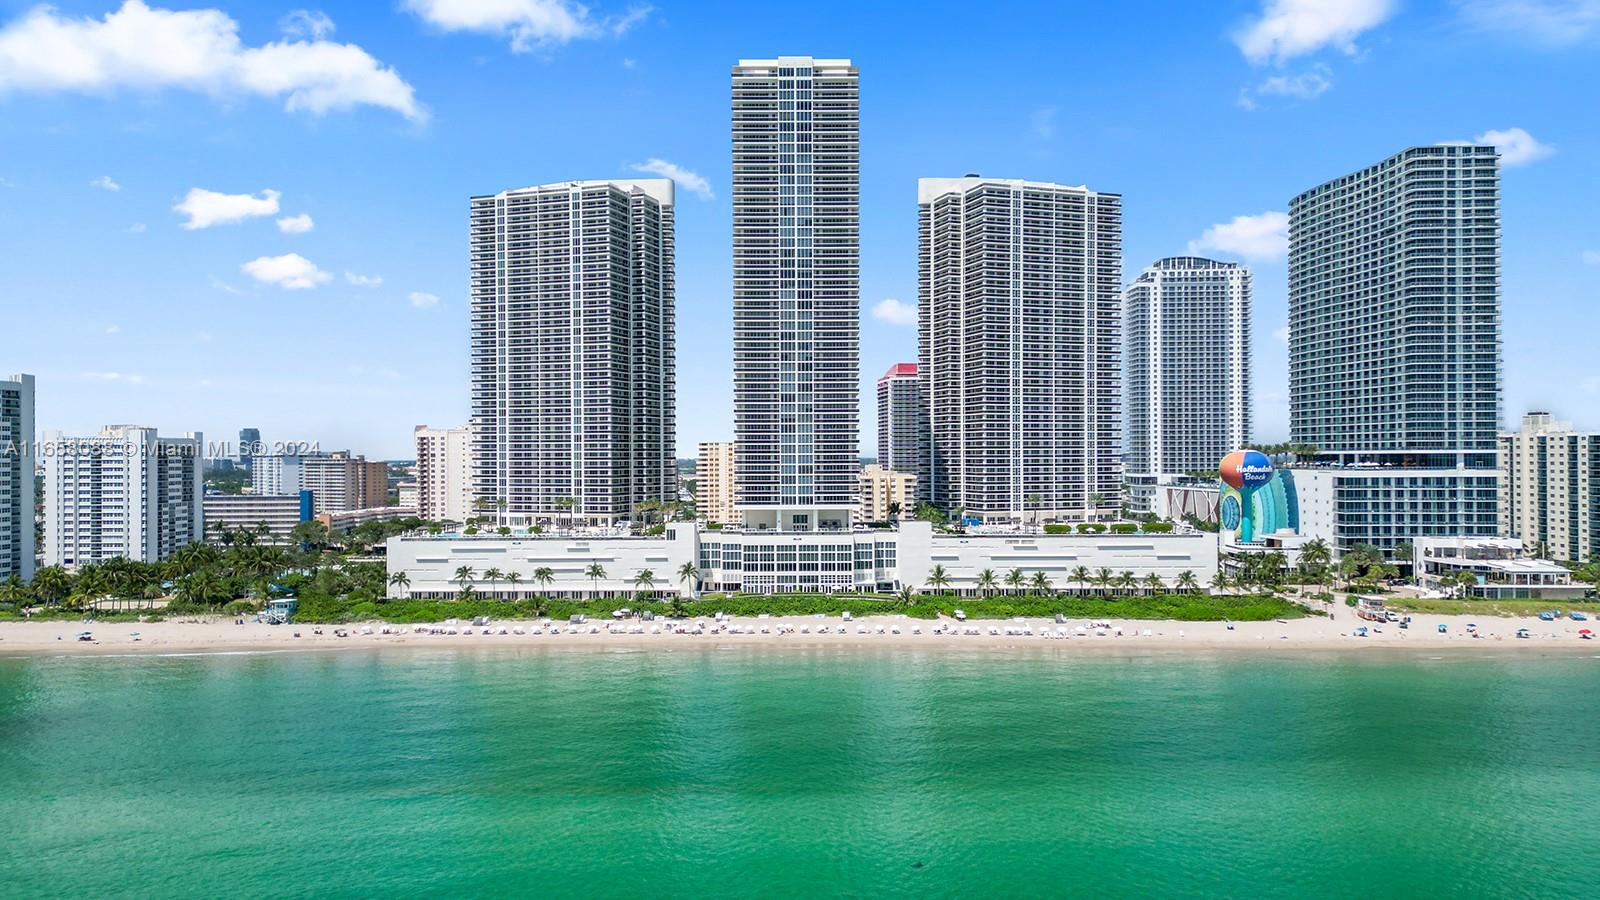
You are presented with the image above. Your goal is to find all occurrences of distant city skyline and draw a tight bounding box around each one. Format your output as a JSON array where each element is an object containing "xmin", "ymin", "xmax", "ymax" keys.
[{"xmin": 2, "ymin": 1, "xmax": 1596, "ymax": 458}]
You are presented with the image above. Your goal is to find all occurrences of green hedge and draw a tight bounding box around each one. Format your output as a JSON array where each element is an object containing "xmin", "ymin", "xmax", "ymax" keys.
[{"xmin": 294, "ymin": 591, "xmax": 1305, "ymax": 624}]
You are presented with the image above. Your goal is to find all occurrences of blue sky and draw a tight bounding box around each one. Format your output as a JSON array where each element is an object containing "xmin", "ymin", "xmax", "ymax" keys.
[{"xmin": 1, "ymin": 0, "xmax": 1596, "ymax": 459}]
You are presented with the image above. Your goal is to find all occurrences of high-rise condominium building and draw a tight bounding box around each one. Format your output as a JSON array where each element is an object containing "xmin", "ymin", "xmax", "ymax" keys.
[
  {"xmin": 1124, "ymin": 257, "xmax": 1252, "ymax": 512},
  {"xmin": 1287, "ymin": 145, "xmax": 1502, "ymax": 556},
  {"xmin": 415, "ymin": 425, "xmax": 473, "ymax": 524},
  {"xmin": 252, "ymin": 451, "xmax": 387, "ymax": 514},
  {"xmin": 857, "ymin": 464, "xmax": 916, "ymax": 524},
  {"xmin": 696, "ymin": 441, "xmax": 738, "ymax": 527},
  {"xmin": 1499, "ymin": 412, "xmax": 1598, "ymax": 563},
  {"xmin": 470, "ymin": 179, "xmax": 676, "ymax": 527},
  {"xmin": 918, "ymin": 176, "xmax": 1123, "ymax": 523},
  {"xmin": 237, "ymin": 427, "xmax": 260, "ymax": 469},
  {"xmin": 43, "ymin": 426, "xmax": 203, "ymax": 567},
  {"xmin": 732, "ymin": 56, "xmax": 859, "ymax": 532},
  {"xmin": 876, "ymin": 363, "xmax": 924, "ymax": 479},
  {"xmin": 1, "ymin": 374, "xmax": 35, "ymax": 581}
]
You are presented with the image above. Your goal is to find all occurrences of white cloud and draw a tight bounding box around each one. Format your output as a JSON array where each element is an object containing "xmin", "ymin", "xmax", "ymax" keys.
[
  {"xmin": 1273, "ymin": 325, "xmax": 1289, "ymax": 345},
  {"xmin": 408, "ymin": 291, "xmax": 440, "ymax": 309},
  {"xmin": 90, "ymin": 175, "xmax": 120, "ymax": 191},
  {"xmin": 127, "ymin": 222, "xmax": 146, "ymax": 233},
  {"xmin": 1457, "ymin": 1, "xmax": 1600, "ymax": 45},
  {"xmin": 1235, "ymin": 0, "xmax": 1396, "ymax": 64},
  {"xmin": 1584, "ymin": 375, "xmax": 1600, "ymax": 394},
  {"xmin": 1583, "ymin": 250, "xmax": 1600, "ymax": 265},
  {"xmin": 1257, "ymin": 65, "xmax": 1332, "ymax": 99},
  {"xmin": 209, "ymin": 275, "xmax": 243, "ymax": 294},
  {"xmin": 871, "ymin": 298, "xmax": 917, "ymax": 327},
  {"xmin": 276, "ymin": 213, "xmax": 315, "ymax": 234},
  {"xmin": 1188, "ymin": 211, "xmax": 1290, "ymax": 263},
  {"xmin": 174, "ymin": 188, "xmax": 280, "ymax": 229},
  {"xmin": 0, "ymin": 176, "xmax": 14, "ymax": 187},
  {"xmin": 345, "ymin": 271, "xmax": 383, "ymax": 286},
  {"xmin": 242, "ymin": 253, "xmax": 331, "ymax": 290},
  {"xmin": 280, "ymin": 9, "xmax": 335, "ymax": 40},
  {"xmin": 629, "ymin": 158, "xmax": 712, "ymax": 200},
  {"xmin": 0, "ymin": 1, "xmax": 423, "ymax": 120},
  {"xmin": 82, "ymin": 371, "xmax": 144, "ymax": 384},
  {"xmin": 105, "ymin": 324, "xmax": 122, "ymax": 334},
  {"xmin": 1474, "ymin": 127, "xmax": 1555, "ymax": 167},
  {"xmin": 404, "ymin": 0, "xmax": 652, "ymax": 51}
]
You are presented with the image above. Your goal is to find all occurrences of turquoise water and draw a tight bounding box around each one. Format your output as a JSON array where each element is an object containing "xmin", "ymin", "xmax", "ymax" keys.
[{"xmin": 2, "ymin": 647, "xmax": 1597, "ymax": 898}]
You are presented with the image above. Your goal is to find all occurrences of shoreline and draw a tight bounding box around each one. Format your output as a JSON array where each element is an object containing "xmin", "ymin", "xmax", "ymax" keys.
[{"xmin": 3, "ymin": 612, "xmax": 1597, "ymax": 659}]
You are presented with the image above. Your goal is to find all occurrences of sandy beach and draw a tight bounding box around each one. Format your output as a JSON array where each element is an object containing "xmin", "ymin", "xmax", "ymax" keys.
[{"xmin": 2, "ymin": 610, "xmax": 1597, "ymax": 657}]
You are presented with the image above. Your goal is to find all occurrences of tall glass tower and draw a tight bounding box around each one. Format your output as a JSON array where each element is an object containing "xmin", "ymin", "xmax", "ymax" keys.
[
  {"xmin": 731, "ymin": 56, "xmax": 859, "ymax": 533},
  {"xmin": 1287, "ymin": 145, "xmax": 1502, "ymax": 555},
  {"xmin": 469, "ymin": 179, "xmax": 677, "ymax": 527}
]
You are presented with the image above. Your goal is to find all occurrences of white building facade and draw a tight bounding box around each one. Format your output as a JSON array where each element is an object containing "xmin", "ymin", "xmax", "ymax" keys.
[
  {"xmin": 470, "ymin": 179, "xmax": 677, "ymax": 527},
  {"xmin": 43, "ymin": 426, "xmax": 203, "ymax": 567},
  {"xmin": 1498, "ymin": 412, "xmax": 1598, "ymax": 563},
  {"xmin": 732, "ymin": 56, "xmax": 860, "ymax": 533},
  {"xmin": 415, "ymin": 425, "xmax": 473, "ymax": 524},
  {"xmin": 1, "ymin": 374, "xmax": 35, "ymax": 581},
  {"xmin": 919, "ymin": 176, "xmax": 1123, "ymax": 523},
  {"xmin": 1287, "ymin": 145, "xmax": 1502, "ymax": 557},
  {"xmin": 1124, "ymin": 257, "xmax": 1251, "ymax": 513},
  {"xmin": 387, "ymin": 522, "xmax": 1218, "ymax": 600},
  {"xmin": 203, "ymin": 492, "xmax": 311, "ymax": 544}
]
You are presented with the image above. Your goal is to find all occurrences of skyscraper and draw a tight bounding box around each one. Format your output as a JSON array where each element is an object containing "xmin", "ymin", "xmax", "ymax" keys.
[
  {"xmin": 470, "ymin": 179, "xmax": 676, "ymax": 527},
  {"xmin": 1124, "ymin": 257, "xmax": 1252, "ymax": 513},
  {"xmin": 1498, "ymin": 412, "xmax": 1598, "ymax": 563},
  {"xmin": 732, "ymin": 56, "xmax": 859, "ymax": 532},
  {"xmin": 237, "ymin": 427, "xmax": 260, "ymax": 470},
  {"xmin": 415, "ymin": 425, "xmax": 473, "ymax": 524},
  {"xmin": 1287, "ymin": 145, "xmax": 1501, "ymax": 555},
  {"xmin": 875, "ymin": 363, "xmax": 924, "ymax": 478},
  {"xmin": 918, "ymin": 176, "xmax": 1123, "ymax": 523},
  {"xmin": 43, "ymin": 426, "xmax": 203, "ymax": 567},
  {"xmin": 695, "ymin": 441, "xmax": 738, "ymax": 527},
  {"xmin": 1, "ymin": 374, "xmax": 35, "ymax": 582}
]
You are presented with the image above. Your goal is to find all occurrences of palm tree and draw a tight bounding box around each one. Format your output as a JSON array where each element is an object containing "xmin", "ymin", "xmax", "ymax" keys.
[
  {"xmin": 1025, "ymin": 493, "xmax": 1043, "ymax": 526},
  {"xmin": 1004, "ymin": 568, "xmax": 1026, "ymax": 596},
  {"xmin": 1211, "ymin": 570, "xmax": 1229, "ymax": 594},
  {"xmin": 1299, "ymin": 538, "xmax": 1332, "ymax": 588},
  {"xmin": 677, "ymin": 562, "xmax": 700, "ymax": 597},
  {"xmin": 927, "ymin": 564, "xmax": 952, "ymax": 595},
  {"xmin": 0, "ymin": 575, "xmax": 29, "ymax": 608},
  {"xmin": 1030, "ymin": 571, "xmax": 1052, "ymax": 596},
  {"xmin": 504, "ymin": 571, "xmax": 523, "ymax": 599},
  {"xmin": 1117, "ymin": 571, "xmax": 1137, "ymax": 595},
  {"xmin": 584, "ymin": 563, "xmax": 605, "ymax": 597},
  {"xmin": 482, "ymin": 567, "xmax": 504, "ymax": 596},
  {"xmin": 897, "ymin": 584, "xmax": 917, "ymax": 607},
  {"xmin": 454, "ymin": 565, "xmax": 476, "ymax": 593},
  {"xmin": 1071, "ymin": 565, "xmax": 1091, "ymax": 595},
  {"xmin": 533, "ymin": 566, "xmax": 555, "ymax": 598},
  {"xmin": 1095, "ymin": 567, "xmax": 1116, "ymax": 597},
  {"xmin": 389, "ymin": 571, "xmax": 411, "ymax": 597},
  {"xmin": 1176, "ymin": 570, "xmax": 1199, "ymax": 594},
  {"xmin": 1088, "ymin": 492, "xmax": 1105, "ymax": 522},
  {"xmin": 976, "ymin": 568, "xmax": 998, "ymax": 598},
  {"xmin": 31, "ymin": 566, "xmax": 71, "ymax": 607},
  {"xmin": 633, "ymin": 568, "xmax": 658, "ymax": 598},
  {"xmin": 1143, "ymin": 573, "xmax": 1164, "ymax": 595},
  {"xmin": 556, "ymin": 496, "xmax": 576, "ymax": 530}
]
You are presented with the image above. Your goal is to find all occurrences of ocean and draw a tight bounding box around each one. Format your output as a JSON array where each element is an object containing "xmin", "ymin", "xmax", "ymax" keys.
[{"xmin": 2, "ymin": 646, "xmax": 1596, "ymax": 897}]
